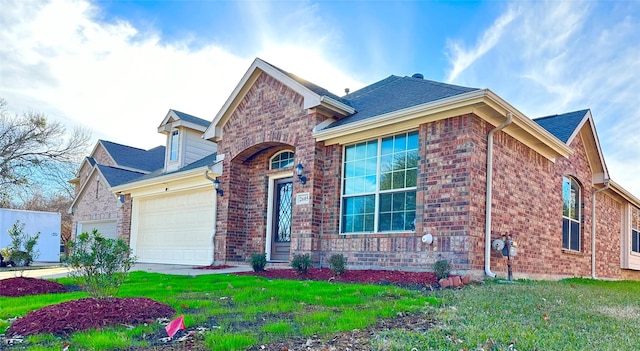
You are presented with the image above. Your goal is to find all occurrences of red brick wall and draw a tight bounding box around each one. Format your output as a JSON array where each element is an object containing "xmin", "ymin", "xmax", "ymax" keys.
[{"xmin": 214, "ymin": 72, "xmax": 329, "ymax": 262}]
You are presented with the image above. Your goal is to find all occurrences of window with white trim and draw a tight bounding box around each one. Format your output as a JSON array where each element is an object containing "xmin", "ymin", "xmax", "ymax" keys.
[
  {"xmin": 562, "ymin": 176, "xmax": 581, "ymax": 251},
  {"xmin": 632, "ymin": 207, "xmax": 640, "ymax": 254},
  {"xmin": 341, "ymin": 131, "xmax": 418, "ymax": 233},
  {"xmin": 270, "ymin": 151, "xmax": 294, "ymax": 170},
  {"xmin": 169, "ymin": 130, "xmax": 179, "ymax": 161}
]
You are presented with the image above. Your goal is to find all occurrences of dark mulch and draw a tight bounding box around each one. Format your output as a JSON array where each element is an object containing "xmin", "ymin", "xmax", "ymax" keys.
[
  {"xmin": 193, "ymin": 265, "xmax": 236, "ymax": 270},
  {"xmin": 0, "ymin": 277, "xmax": 68, "ymax": 297},
  {"xmin": 6, "ymin": 297, "xmax": 175, "ymax": 337},
  {"xmin": 238, "ymin": 267, "xmax": 439, "ymax": 287}
]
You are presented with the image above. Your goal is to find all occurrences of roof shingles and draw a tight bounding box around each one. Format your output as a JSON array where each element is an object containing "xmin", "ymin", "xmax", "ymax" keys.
[{"xmin": 533, "ymin": 109, "xmax": 589, "ymax": 143}]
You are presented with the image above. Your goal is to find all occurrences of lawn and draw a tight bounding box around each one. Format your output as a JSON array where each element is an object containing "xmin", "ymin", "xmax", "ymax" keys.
[
  {"xmin": 372, "ymin": 278, "xmax": 640, "ymax": 350},
  {"xmin": 1, "ymin": 273, "xmax": 638, "ymax": 350},
  {"xmin": 0, "ymin": 271, "xmax": 436, "ymax": 350}
]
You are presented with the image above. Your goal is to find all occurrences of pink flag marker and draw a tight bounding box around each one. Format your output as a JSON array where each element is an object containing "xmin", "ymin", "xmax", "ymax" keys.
[{"xmin": 165, "ymin": 315, "xmax": 186, "ymax": 338}]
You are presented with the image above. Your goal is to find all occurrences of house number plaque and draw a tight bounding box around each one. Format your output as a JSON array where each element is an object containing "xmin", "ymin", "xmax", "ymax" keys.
[{"xmin": 296, "ymin": 192, "xmax": 310, "ymax": 205}]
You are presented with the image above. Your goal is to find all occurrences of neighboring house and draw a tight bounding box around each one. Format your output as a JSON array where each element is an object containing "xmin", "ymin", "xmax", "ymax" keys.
[
  {"xmin": 69, "ymin": 138, "xmax": 165, "ymax": 241},
  {"xmin": 112, "ymin": 58, "xmax": 638, "ymax": 280}
]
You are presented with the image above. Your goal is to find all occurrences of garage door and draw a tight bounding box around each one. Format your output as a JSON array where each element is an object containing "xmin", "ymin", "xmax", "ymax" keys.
[
  {"xmin": 78, "ymin": 220, "xmax": 118, "ymax": 240},
  {"xmin": 134, "ymin": 188, "xmax": 215, "ymax": 265}
]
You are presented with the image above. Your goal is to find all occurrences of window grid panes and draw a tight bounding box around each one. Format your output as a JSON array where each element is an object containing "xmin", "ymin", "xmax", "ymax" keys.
[
  {"xmin": 342, "ymin": 131, "xmax": 418, "ymax": 233},
  {"xmin": 562, "ymin": 176, "xmax": 581, "ymax": 251},
  {"xmin": 169, "ymin": 130, "xmax": 179, "ymax": 161},
  {"xmin": 271, "ymin": 151, "xmax": 294, "ymax": 170},
  {"xmin": 632, "ymin": 207, "xmax": 640, "ymax": 253}
]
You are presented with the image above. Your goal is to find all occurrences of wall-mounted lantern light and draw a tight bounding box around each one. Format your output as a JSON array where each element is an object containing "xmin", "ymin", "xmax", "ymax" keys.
[
  {"xmin": 295, "ymin": 163, "xmax": 307, "ymax": 185},
  {"xmin": 213, "ymin": 178, "xmax": 224, "ymax": 196}
]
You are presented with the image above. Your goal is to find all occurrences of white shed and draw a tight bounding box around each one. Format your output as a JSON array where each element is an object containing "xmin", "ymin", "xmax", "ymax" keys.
[{"xmin": 0, "ymin": 208, "xmax": 62, "ymax": 262}]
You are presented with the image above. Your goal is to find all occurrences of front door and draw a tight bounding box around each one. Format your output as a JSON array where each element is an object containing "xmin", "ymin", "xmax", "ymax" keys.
[{"xmin": 271, "ymin": 178, "xmax": 293, "ymax": 261}]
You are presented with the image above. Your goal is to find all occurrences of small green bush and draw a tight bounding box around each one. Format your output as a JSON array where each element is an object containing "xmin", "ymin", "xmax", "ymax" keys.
[
  {"xmin": 433, "ymin": 259, "xmax": 451, "ymax": 280},
  {"xmin": 291, "ymin": 253, "xmax": 312, "ymax": 274},
  {"xmin": 249, "ymin": 253, "xmax": 267, "ymax": 272},
  {"xmin": 5, "ymin": 220, "xmax": 40, "ymax": 267},
  {"xmin": 328, "ymin": 254, "xmax": 347, "ymax": 276},
  {"xmin": 65, "ymin": 229, "xmax": 136, "ymax": 299}
]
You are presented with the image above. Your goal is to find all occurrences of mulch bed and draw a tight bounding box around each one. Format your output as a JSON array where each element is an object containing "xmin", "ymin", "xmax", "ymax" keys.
[
  {"xmin": 238, "ymin": 267, "xmax": 439, "ymax": 287},
  {"xmin": 0, "ymin": 277, "xmax": 67, "ymax": 297},
  {"xmin": 6, "ymin": 297, "xmax": 176, "ymax": 337},
  {"xmin": 193, "ymin": 265, "xmax": 236, "ymax": 270}
]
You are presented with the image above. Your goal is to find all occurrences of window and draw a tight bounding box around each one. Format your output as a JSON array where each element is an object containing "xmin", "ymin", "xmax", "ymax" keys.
[
  {"xmin": 632, "ymin": 207, "xmax": 640, "ymax": 254},
  {"xmin": 169, "ymin": 130, "xmax": 179, "ymax": 161},
  {"xmin": 271, "ymin": 151, "xmax": 294, "ymax": 170},
  {"xmin": 342, "ymin": 131, "xmax": 418, "ymax": 233},
  {"xmin": 562, "ymin": 176, "xmax": 581, "ymax": 251}
]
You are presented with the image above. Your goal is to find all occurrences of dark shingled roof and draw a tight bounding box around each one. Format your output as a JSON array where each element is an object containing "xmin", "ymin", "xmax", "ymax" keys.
[
  {"xmin": 97, "ymin": 165, "xmax": 145, "ymax": 187},
  {"xmin": 100, "ymin": 140, "xmax": 165, "ymax": 172},
  {"xmin": 130, "ymin": 152, "xmax": 218, "ymax": 183},
  {"xmin": 172, "ymin": 110, "xmax": 210, "ymax": 128},
  {"xmin": 534, "ymin": 109, "xmax": 589, "ymax": 143},
  {"xmin": 328, "ymin": 75, "xmax": 479, "ymax": 128},
  {"xmin": 270, "ymin": 63, "xmax": 352, "ymax": 106}
]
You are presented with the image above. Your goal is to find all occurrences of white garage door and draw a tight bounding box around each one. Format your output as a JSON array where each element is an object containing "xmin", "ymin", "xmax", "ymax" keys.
[
  {"xmin": 78, "ymin": 220, "xmax": 118, "ymax": 240},
  {"xmin": 135, "ymin": 188, "xmax": 214, "ymax": 265}
]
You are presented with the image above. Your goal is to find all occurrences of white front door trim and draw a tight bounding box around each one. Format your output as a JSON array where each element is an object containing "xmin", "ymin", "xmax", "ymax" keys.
[{"xmin": 265, "ymin": 171, "xmax": 293, "ymax": 261}]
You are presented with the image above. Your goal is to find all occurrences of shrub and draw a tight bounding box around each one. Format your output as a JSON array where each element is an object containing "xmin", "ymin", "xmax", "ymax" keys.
[
  {"xmin": 328, "ymin": 254, "xmax": 347, "ymax": 276},
  {"xmin": 433, "ymin": 259, "xmax": 451, "ymax": 280},
  {"xmin": 291, "ymin": 253, "xmax": 312, "ymax": 274},
  {"xmin": 65, "ymin": 229, "xmax": 136, "ymax": 299},
  {"xmin": 249, "ymin": 253, "xmax": 267, "ymax": 272},
  {"xmin": 5, "ymin": 220, "xmax": 40, "ymax": 268}
]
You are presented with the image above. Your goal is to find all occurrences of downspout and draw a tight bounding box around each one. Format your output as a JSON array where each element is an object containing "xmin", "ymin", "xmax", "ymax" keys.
[
  {"xmin": 205, "ymin": 170, "xmax": 217, "ymax": 265},
  {"xmin": 591, "ymin": 180, "xmax": 610, "ymax": 279},
  {"xmin": 485, "ymin": 112, "xmax": 513, "ymax": 278}
]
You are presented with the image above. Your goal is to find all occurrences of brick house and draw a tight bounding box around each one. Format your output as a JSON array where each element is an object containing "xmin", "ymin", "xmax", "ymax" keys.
[
  {"xmin": 69, "ymin": 140, "xmax": 165, "ymax": 240},
  {"xmin": 108, "ymin": 58, "xmax": 638, "ymax": 280}
]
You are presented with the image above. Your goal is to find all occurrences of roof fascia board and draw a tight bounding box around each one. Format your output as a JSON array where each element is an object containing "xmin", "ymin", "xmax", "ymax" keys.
[
  {"xmin": 158, "ymin": 110, "xmax": 209, "ymax": 134},
  {"xmin": 483, "ymin": 91, "xmax": 573, "ymax": 157},
  {"xmin": 610, "ymin": 180, "xmax": 640, "ymax": 207},
  {"xmin": 96, "ymin": 141, "xmax": 118, "ymax": 168},
  {"xmin": 204, "ymin": 58, "xmax": 325, "ymax": 141},
  {"xmin": 319, "ymin": 96, "xmax": 355, "ymax": 116},
  {"xmin": 157, "ymin": 110, "xmax": 179, "ymax": 130},
  {"xmin": 112, "ymin": 165, "xmax": 220, "ymax": 194},
  {"xmin": 576, "ymin": 111, "xmax": 609, "ymax": 181},
  {"xmin": 313, "ymin": 89, "xmax": 488, "ymax": 143},
  {"xmin": 313, "ymin": 89, "xmax": 572, "ymax": 160},
  {"xmin": 68, "ymin": 166, "xmax": 109, "ymax": 213}
]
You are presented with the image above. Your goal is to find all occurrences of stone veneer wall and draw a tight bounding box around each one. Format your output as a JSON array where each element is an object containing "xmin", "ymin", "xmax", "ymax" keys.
[{"xmin": 70, "ymin": 171, "xmax": 121, "ymax": 238}]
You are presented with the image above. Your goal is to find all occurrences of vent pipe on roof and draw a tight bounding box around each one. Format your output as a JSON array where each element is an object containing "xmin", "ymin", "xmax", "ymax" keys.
[
  {"xmin": 485, "ymin": 112, "xmax": 513, "ymax": 278},
  {"xmin": 412, "ymin": 73, "xmax": 424, "ymax": 79},
  {"xmin": 344, "ymin": 88, "xmax": 350, "ymax": 95}
]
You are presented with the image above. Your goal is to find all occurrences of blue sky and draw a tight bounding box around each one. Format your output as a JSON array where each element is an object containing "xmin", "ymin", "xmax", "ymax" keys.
[{"xmin": 1, "ymin": 0, "xmax": 638, "ymax": 196}]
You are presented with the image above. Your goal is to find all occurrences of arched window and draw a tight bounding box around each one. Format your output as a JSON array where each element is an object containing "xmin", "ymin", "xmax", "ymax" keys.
[
  {"xmin": 270, "ymin": 151, "xmax": 294, "ymax": 170},
  {"xmin": 562, "ymin": 176, "xmax": 581, "ymax": 251}
]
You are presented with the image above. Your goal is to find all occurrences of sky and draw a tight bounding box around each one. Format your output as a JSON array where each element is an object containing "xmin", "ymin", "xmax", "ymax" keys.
[{"xmin": 1, "ymin": 0, "xmax": 638, "ymax": 196}]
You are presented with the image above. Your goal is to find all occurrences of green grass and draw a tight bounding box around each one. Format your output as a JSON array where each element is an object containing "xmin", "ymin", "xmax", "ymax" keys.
[
  {"xmin": 1, "ymin": 271, "xmax": 433, "ymax": 350},
  {"xmin": 3, "ymin": 274, "xmax": 638, "ymax": 350},
  {"xmin": 372, "ymin": 278, "xmax": 640, "ymax": 350}
]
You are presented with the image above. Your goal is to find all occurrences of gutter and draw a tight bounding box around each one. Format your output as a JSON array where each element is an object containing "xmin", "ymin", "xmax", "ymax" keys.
[
  {"xmin": 591, "ymin": 181, "xmax": 610, "ymax": 279},
  {"xmin": 204, "ymin": 169, "xmax": 218, "ymax": 266},
  {"xmin": 485, "ymin": 112, "xmax": 513, "ymax": 278}
]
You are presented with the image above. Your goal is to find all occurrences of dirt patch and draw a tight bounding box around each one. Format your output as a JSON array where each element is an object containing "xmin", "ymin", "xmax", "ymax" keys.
[
  {"xmin": 6, "ymin": 297, "xmax": 175, "ymax": 336},
  {"xmin": 0, "ymin": 277, "xmax": 67, "ymax": 297}
]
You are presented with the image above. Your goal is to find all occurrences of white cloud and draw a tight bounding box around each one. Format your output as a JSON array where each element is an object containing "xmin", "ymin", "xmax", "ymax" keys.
[
  {"xmin": 0, "ymin": 0, "xmax": 363, "ymax": 153},
  {"xmin": 444, "ymin": 1, "xmax": 640, "ymax": 196},
  {"xmin": 445, "ymin": 6, "xmax": 519, "ymax": 82}
]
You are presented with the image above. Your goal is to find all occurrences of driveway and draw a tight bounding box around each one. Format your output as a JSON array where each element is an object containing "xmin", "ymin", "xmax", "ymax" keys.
[{"xmin": 0, "ymin": 263, "xmax": 252, "ymax": 280}]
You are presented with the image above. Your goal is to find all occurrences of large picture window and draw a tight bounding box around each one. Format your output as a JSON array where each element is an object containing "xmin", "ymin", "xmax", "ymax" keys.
[
  {"xmin": 562, "ymin": 176, "xmax": 581, "ymax": 251},
  {"xmin": 632, "ymin": 207, "xmax": 640, "ymax": 254},
  {"xmin": 342, "ymin": 131, "xmax": 418, "ymax": 233}
]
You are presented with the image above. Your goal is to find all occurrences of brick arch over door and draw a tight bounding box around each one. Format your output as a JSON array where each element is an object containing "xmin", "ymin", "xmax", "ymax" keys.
[{"xmin": 215, "ymin": 142, "xmax": 296, "ymax": 262}]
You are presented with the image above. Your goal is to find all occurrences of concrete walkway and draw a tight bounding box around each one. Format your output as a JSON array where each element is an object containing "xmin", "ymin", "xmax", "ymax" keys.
[{"xmin": 0, "ymin": 262, "xmax": 252, "ymax": 280}]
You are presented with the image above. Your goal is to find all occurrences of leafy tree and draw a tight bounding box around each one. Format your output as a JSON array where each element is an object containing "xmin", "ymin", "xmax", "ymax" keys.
[
  {"xmin": 0, "ymin": 98, "xmax": 91, "ymax": 205},
  {"xmin": 4, "ymin": 220, "xmax": 40, "ymax": 269}
]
